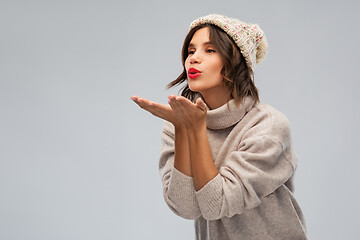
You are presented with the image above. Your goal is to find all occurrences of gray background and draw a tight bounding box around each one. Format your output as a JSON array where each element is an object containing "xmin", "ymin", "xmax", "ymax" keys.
[{"xmin": 1, "ymin": 0, "xmax": 359, "ymax": 239}]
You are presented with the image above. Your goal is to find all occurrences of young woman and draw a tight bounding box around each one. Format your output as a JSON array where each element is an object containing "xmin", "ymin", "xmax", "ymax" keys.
[{"xmin": 131, "ymin": 14, "xmax": 307, "ymax": 240}]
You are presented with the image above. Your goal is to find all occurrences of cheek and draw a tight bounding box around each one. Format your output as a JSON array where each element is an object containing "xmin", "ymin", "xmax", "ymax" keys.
[
  {"xmin": 210, "ymin": 60, "xmax": 223, "ymax": 75},
  {"xmin": 184, "ymin": 59, "xmax": 190, "ymax": 71}
]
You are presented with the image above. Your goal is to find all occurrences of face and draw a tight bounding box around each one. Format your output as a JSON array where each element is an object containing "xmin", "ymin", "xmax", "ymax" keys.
[{"xmin": 185, "ymin": 27, "xmax": 227, "ymax": 97}]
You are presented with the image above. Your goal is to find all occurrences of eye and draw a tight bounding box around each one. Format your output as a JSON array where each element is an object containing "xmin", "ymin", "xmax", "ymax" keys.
[
  {"xmin": 207, "ymin": 49, "xmax": 216, "ymax": 53},
  {"xmin": 188, "ymin": 50, "xmax": 195, "ymax": 55}
]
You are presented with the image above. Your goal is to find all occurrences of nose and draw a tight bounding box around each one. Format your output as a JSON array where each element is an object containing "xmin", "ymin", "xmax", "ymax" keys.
[{"xmin": 189, "ymin": 52, "xmax": 201, "ymax": 64}]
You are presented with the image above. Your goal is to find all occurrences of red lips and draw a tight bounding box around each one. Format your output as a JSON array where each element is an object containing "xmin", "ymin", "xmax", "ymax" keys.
[
  {"xmin": 188, "ymin": 68, "xmax": 201, "ymax": 79},
  {"xmin": 188, "ymin": 68, "xmax": 201, "ymax": 73}
]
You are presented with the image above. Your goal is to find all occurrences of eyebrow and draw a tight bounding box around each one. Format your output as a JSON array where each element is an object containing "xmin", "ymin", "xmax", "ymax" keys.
[{"xmin": 188, "ymin": 41, "xmax": 214, "ymax": 48}]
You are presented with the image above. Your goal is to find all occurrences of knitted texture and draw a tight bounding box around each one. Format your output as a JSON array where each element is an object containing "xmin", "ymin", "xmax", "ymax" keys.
[
  {"xmin": 189, "ymin": 14, "xmax": 268, "ymax": 71},
  {"xmin": 159, "ymin": 99, "xmax": 307, "ymax": 239}
]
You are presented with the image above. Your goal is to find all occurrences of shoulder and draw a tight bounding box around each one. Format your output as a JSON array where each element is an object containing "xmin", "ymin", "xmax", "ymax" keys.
[{"xmin": 245, "ymin": 102, "xmax": 293, "ymax": 149}]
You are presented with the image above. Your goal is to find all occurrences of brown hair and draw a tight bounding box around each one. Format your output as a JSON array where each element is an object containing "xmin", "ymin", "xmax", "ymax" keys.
[{"xmin": 167, "ymin": 23, "xmax": 260, "ymax": 105}]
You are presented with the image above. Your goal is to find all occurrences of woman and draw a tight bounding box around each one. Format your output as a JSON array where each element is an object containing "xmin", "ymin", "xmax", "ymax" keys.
[{"xmin": 131, "ymin": 14, "xmax": 307, "ymax": 240}]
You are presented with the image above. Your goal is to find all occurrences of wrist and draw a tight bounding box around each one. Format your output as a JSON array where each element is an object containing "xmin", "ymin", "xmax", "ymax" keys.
[
  {"xmin": 174, "ymin": 123, "xmax": 187, "ymax": 132},
  {"xmin": 187, "ymin": 121, "xmax": 207, "ymax": 135}
]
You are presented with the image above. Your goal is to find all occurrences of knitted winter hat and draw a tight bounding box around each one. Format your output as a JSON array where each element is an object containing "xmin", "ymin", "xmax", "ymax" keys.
[{"xmin": 189, "ymin": 14, "xmax": 268, "ymax": 71}]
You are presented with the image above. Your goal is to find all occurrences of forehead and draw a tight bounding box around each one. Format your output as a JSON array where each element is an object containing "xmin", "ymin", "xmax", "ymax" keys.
[{"xmin": 188, "ymin": 27, "xmax": 213, "ymax": 47}]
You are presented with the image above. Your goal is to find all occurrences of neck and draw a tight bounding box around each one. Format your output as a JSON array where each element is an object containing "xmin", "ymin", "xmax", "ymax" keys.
[{"xmin": 201, "ymin": 89, "xmax": 232, "ymax": 110}]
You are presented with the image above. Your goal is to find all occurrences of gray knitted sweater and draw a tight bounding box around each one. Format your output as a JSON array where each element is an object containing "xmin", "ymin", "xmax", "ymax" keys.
[{"xmin": 159, "ymin": 96, "xmax": 307, "ymax": 240}]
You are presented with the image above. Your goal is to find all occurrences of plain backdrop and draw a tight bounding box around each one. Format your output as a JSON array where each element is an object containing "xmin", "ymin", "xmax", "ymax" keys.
[{"xmin": 1, "ymin": 0, "xmax": 359, "ymax": 239}]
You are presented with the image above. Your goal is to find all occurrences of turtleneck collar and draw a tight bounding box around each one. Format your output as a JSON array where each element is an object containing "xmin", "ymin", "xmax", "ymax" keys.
[{"xmin": 206, "ymin": 96, "xmax": 257, "ymax": 130}]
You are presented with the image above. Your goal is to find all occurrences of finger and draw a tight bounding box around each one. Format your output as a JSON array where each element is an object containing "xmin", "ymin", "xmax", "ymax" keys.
[
  {"xmin": 169, "ymin": 96, "xmax": 189, "ymax": 121},
  {"xmin": 133, "ymin": 97, "xmax": 160, "ymax": 110},
  {"xmin": 168, "ymin": 98, "xmax": 177, "ymax": 110},
  {"xmin": 130, "ymin": 95, "xmax": 142, "ymax": 102},
  {"xmin": 196, "ymin": 98, "xmax": 207, "ymax": 112},
  {"xmin": 176, "ymin": 97, "xmax": 189, "ymax": 109},
  {"xmin": 167, "ymin": 95, "xmax": 176, "ymax": 106},
  {"xmin": 131, "ymin": 96, "xmax": 147, "ymax": 104},
  {"xmin": 132, "ymin": 97, "xmax": 150, "ymax": 109},
  {"xmin": 168, "ymin": 94, "xmax": 177, "ymax": 99},
  {"xmin": 173, "ymin": 97, "xmax": 192, "ymax": 118},
  {"xmin": 132, "ymin": 97, "xmax": 172, "ymax": 118},
  {"xmin": 176, "ymin": 96, "xmax": 198, "ymax": 114},
  {"xmin": 176, "ymin": 96, "xmax": 193, "ymax": 104},
  {"xmin": 131, "ymin": 97, "xmax": 144, "ymax": 107},
  {"xmin": 168, "ymin": 95, "xmax": 182, "ymax": 110}
]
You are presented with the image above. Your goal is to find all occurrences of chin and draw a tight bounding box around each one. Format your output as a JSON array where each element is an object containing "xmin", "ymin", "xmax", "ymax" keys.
[
  {"xmin": 188, "ymin": 80, "xmax": 205, "ymax": 93},
  {"xmin": 188, "ymin": 85, "xmax": 203, "ymax": 93}
]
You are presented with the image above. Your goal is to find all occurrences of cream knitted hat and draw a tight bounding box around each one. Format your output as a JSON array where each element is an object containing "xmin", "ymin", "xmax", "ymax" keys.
[{"xmin": 189, "ymin": 14, "xmax": 268, "ymax": 71}]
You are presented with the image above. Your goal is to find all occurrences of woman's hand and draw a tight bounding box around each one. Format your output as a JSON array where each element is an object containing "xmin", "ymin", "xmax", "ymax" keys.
[
  {"xmin": 131, "ymin": 95, "xmax": 207, "ymax": 130},
  {"xmin": 168, "ymin": 95, "xmax": 207, "ymax": 131},
  {"xmin": 131, "ymin": 96, "xmax": 182, "ymax": 127}
]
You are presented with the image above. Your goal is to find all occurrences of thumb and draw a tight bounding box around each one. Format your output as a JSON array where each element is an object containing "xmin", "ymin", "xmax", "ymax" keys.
[{"xmin": 196, "ymin": 98, "xmax": 207, "ymax": 113}]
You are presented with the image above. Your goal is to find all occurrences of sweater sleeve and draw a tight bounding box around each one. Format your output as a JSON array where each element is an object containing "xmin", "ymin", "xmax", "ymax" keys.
[
  {"xmin": 158, "ymin": 121, "xmax": 201, "ymax": 220},
  {"xmin": 194, "ymin": 115, "xmax": 297, "ymax": 220}
]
